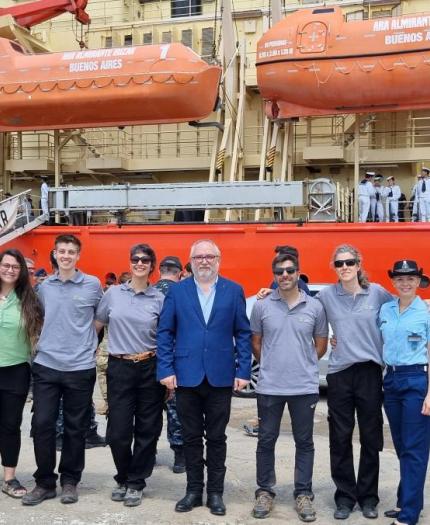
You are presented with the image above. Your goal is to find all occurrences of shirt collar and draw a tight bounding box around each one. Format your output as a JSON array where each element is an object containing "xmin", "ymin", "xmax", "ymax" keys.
[
  {"xmin": 1, "ymin": 289, "xmax": 17, "ymax": 305},
  {"xmin": 270, "ymin": 287, "xmax": 307, "ymax": 305},
  {"xmin": 47, "ymin": 269, "xmax": 84, "ymax": 284},
  {"xmin": 335, "ymin": 282, "xmax": 370, "ymax": 296},
  {"xmin": 120, "ymin": 281, "xmax": 157, "ymax": 296},
  {"xmin": 390, "ymin": 296, "xmax": 423, "ymax": 310},
  {"xmin": 194, "ymin": 276, "xmax": 218, "ymax": 292}
]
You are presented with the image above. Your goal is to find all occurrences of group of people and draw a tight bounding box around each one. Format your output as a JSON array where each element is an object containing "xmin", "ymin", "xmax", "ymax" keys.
[
  {"xmin": 358, "ymin": 167, "xmax": 430, "ymax": 223},
  {"xmin": 0, "ymin": 235, "xmax": 429, "ymax": 525}
]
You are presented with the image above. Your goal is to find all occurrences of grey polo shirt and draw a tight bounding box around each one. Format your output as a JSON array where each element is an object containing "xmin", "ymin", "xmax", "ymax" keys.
[
  {"xmin": 250, "ymin": 289, "xmax": 328, "ymax": 396},
  {"xmin": 35, "ymin": 270, "xmax": 103, "ymax": 372},
  {"xmin": 95, "ymin": 282, "xmax": 165, "ymax": 355},
  {"xmin": 316, "ymin": 283, "xmax": 392, "ymax": 374}
]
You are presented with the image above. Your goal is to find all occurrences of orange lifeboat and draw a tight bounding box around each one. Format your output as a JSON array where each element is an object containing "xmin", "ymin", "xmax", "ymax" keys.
[
  {"xmin": 256, "ymin": 7, "xmax": 430, "ymax": 119},
  {"xmin": 0, "ymin": 41, "xmax": 221, "ymax": 131}
]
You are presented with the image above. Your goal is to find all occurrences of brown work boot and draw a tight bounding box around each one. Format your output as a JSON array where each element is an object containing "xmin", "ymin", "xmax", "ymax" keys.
[{"xmin": 252, "ymin": 490, "xmax": 274, "ymax": 519}]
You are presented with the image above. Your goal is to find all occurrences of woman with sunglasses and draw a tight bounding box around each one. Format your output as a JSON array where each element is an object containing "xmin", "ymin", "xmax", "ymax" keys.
[
  {"xmin": 0, "ymin": 249, "xmax": 43, "ymax": 498},
  {"xmin": 95, "ymin": 243, "xmax": 166, "ymax": 507},
  {"xmin": 316, "ymin": 244, "xmax": 392, "ymax": 520},
  {"xmin": 379, "ymin": 260, "xmax": 430, "ymax": 525}
]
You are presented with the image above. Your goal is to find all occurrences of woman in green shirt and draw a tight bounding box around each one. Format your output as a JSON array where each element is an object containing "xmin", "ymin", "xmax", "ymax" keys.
[{"xmin": 0, "ymin": 248, "xmax": 43, "ymax": 498}]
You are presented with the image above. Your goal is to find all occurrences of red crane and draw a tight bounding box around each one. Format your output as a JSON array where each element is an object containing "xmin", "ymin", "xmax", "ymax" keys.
[{"xmin": 0, "ymin": 0, "xmax": 90, "ymax": 29}]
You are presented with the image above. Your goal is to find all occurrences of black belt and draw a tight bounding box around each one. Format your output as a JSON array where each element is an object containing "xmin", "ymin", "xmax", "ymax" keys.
[{"xmin": 386, "ymin": 364, "xmax": 428, "ymax": 373}]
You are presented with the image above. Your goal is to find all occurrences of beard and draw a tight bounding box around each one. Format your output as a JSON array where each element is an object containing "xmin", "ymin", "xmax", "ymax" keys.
[{"xmin": 194, "ymin": 266, "xmax": 217, "ymax": 282}]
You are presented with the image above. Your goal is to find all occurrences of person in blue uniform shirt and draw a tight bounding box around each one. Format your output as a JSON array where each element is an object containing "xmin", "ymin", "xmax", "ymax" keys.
[{"xmin": 379, "ymin": 260, "xmax": 430, "ymax": 525}]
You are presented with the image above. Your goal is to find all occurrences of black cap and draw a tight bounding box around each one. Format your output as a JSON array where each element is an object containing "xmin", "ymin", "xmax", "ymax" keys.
[
  {"xmin": 34, "ymin": 268, "xmax": 47, "ymax": 277},
  {"xmin": 159, "ymin": 256, "xmax": 182, "ymax": 271},
  {"xmin": 388, "ymin": 260, "xmax": 429, "ymax": 288}
]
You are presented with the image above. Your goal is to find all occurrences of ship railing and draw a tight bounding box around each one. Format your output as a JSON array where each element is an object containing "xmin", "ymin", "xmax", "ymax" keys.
[
  {"xmin": 9, "ymin": 132, "xmax": 54, "ymax": 161},
  {"xmin": 59, "ymin": 127, "xmax": 217, "ymax": 160},
  {"xmin": 294, "ymin": 115, "xmax": 430, "ymax": 151},
  {"xmin": 0, "ymin": 190, "xmax": 47, "ymax": 241}
]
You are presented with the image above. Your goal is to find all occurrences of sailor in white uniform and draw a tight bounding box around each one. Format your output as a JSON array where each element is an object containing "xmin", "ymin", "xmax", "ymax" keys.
[
  {"xmin": 411, "ymin": 171, "xmax": 423, "ymax": 222},
  {"xmin": 383, "ymin": 176, "xmax": 401, "ymax": 222},
  {"xmin": 358, "ymin": 171, "xmax": 375, "ymax": 223},
  {"xmin": 371, "ymin": 175, "xmax": 384, "ymax": 222},
  {"xmin": 418, "ymin": 167, "xmax": 430, "ymax": 222},
  {"xmin": 40, "ymin": 176, "xmax": 49, "ymax": 219}
]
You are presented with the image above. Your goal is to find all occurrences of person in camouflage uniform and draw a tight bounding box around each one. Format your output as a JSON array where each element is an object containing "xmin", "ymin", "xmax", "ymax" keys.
[{"xmin": 155, "ymin": 256, "xmax": 185, "ymax": 474}]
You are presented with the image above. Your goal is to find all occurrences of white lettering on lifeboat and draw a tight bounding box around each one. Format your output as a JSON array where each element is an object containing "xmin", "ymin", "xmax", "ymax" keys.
[
  {"xmin": 100, "ymin": 59, "xmax": 123, "ymax": 70},
  {"xmin": 373, "ymin": 16, "xmax": 430, "ymax": 32},
  {"xmin": 62, "ymin": 48, "xmax": 136, "ymax": 61},
  {"xmin": 385, "ymin": 32, "xmax": 424, "ymax": 45},
  {"xmin": 69, "ymin": 61, "xmax": 99, "ymax": 72}
]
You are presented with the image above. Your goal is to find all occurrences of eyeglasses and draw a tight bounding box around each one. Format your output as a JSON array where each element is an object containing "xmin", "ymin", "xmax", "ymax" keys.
[
  {"xmin": 0, "ymin": 263, "xmax": 21, "ymax": 272},
  {"xmin": 334, "ymin": 259, "xmax": 357, "ymax": 268},
  {"xmin": 191, "ymin": 254, "xmax": 219, "ymax": 262},
  {"xmin": 130, "ymin": 256, "xmax": 152, "ymax": 265},
  {"xmin": 273, "ymin": 267, "xmax": 297, "ymax": 276}
]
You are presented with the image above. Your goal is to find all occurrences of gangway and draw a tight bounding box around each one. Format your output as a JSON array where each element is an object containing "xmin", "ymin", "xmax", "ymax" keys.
[
  {"xmin": 0, "ymin": 190, "xmax": 48, "ymax": 246},
  {"xmin": 50, "ymin": 181, "xmax": 304, "ymax": 215}
]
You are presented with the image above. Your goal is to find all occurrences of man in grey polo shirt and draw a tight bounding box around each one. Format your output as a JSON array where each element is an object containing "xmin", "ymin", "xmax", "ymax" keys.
[
  {"xmin": 23, "ymin": 234, "xmax": 103, "ymax": 507},
  {"xmin": 250, "ymin": 252, "xmax": 328, "ymax": 522}
]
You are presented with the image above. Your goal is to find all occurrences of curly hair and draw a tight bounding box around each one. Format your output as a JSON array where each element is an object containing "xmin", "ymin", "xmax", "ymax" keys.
[
  {"xmin": 332, "ymin": 244, "xmax": 370, "ymax": 289},
  {"xmin": 0, "ymin": 249, "xmax": 44, "ymax": 346}
]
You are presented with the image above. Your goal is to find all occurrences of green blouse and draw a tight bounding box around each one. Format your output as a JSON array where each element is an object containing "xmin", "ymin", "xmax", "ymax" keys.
[{"xmin": 0, "ymin": 290, "xmax": 31, "ymax": 367}]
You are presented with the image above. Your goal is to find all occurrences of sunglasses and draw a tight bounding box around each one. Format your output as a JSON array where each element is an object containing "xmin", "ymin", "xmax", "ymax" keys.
[
  {"xmin": 130, "ymin": 256, "xmax": 152, "ymax": 265},
  {"xmin": 334, "ymin": 259, "xmax": 357, "ymax": 268},
  {"xmin": 273, "ymin": 267, "xmax": 297, "ymax": 276}
]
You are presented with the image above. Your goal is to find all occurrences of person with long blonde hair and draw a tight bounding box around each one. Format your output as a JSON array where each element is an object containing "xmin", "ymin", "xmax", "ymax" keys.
[{"xmin": 316, "ymin": 244, "xmax": 392, "ymax": 520}]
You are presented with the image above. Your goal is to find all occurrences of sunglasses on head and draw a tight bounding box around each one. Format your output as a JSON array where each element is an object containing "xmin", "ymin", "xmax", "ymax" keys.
[
  {"xmin": 273, "ymin": 267, "xmax": 297, "ymax": 276},
  {"xmin": 130, "ymin": 256, "xmax": 152, "ymax": 265},
  {"xmin": 334, "ymin": 258, "xmax": 357, "ymax": 268}
]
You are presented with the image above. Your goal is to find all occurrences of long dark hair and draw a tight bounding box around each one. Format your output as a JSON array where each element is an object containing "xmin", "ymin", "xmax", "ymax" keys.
[
  {"xmin": 0, "ymin": 249, "xmax": 43, "ymax": 345},
  {"xmin": 331, "ymin": 244, "xmax": 370, "ymax": 289}
]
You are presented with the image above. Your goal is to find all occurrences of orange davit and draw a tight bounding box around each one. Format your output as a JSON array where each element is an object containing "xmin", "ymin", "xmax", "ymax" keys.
[
  {"xmin": 0, "ymin": 41, "xmax": 221, "ymax": 131},
  {"xmin": 257, "ymin": 7, "xmax": 430, "ymax": 119}
]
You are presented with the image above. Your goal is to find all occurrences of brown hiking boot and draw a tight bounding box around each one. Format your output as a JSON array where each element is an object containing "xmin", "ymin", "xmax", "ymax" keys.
[
  {"xmin": 252, "ymin": 491, "xmax": 274, "ymax": 519},
  {"xmin": 295, "ymin": 494, "xmax": 316, "ymax": 522}
]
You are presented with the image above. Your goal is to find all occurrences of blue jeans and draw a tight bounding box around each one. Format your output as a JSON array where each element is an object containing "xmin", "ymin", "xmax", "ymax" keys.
[
  {"xmin": 384, "ymin": 366, "xmax": 430, "ymax": 525},
  {"xmin": 256, "ymin": 393, "xmax": 319, "ymax": 499}
]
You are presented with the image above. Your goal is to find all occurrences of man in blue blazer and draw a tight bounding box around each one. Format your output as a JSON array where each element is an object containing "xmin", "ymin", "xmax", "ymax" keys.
[{"xmin": 157, "ymin": 239, "xmax": 252, "ymax": 516}]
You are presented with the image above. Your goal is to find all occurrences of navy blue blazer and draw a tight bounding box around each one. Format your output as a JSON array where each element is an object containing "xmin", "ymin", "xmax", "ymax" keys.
[{"xmin": 156, "ymin": 275, "xmax": 252, "ymax": 387}]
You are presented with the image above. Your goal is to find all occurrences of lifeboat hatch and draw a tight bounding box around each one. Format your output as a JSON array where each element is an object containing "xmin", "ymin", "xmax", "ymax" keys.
[{"xmin": 297, "ymin": 22, "xmax": 327, "ymax": 53}]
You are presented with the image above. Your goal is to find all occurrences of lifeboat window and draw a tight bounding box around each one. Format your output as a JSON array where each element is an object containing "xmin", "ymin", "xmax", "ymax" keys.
[
  {"xmin": 297, "ymin": 22, "xmax": 328, "ymax": 53},
  {"xmin": 10, "ymin": 42, "xmax": 25, "ymax": 54},
  {"xmin": 312, "ymin": 8, "xmax": 335, "ymax": 14}
]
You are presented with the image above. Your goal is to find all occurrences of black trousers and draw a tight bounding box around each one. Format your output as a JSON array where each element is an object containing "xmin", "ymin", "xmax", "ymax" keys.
[
  {"xmin": 327, "ymin": 361, "xmax": 383, "ymax": 509},
  {"xmin": 0, "ymin": 362, "xmax": 30, "ymax": 467},
  {"xmin": 106, "ymin": 356, "xmax": 165, "ymax": 490},
  {"xmin": 176, "ymin": 378, "xmax": 232, "ymax": 495},
  {"xmin": 31, "ymin": 363, "xmax": 96, "ymax": 489}
]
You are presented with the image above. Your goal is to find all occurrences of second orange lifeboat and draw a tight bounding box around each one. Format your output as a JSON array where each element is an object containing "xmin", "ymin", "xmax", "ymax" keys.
[
  {"xmin": 256, "ymin": 7, "xmax": 430, "ymax": 119},
  {"xmin": 0, "ymin": 41, "xmax": 221, "ymax": 131}
]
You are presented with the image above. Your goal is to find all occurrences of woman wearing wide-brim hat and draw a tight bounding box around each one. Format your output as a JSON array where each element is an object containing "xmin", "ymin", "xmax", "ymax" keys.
[{"xmin": 379, "ymin": 260, "xmax": 430, "ymax": 525}]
